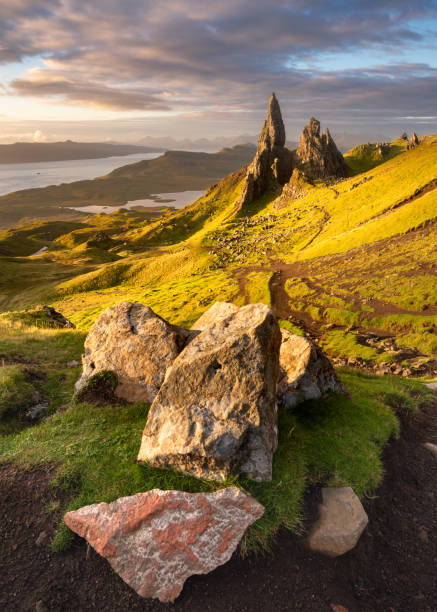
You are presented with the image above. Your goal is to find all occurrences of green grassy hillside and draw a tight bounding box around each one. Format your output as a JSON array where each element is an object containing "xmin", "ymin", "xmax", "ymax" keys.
[
  {"xmin": 0, "ymin": 134, "xmax": 435, "ymax": 372},
  {"xmin": 0, "ymin": 131, "xmax": 436, "ymax": 556}
]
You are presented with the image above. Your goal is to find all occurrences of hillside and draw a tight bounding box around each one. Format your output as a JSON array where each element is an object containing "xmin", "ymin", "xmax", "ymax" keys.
[
  {"xmin": 0, "ymin": 140, "xmax": 159, "ymax": 164},
  {"xmin": 0, "ymin": 125, "xmax": 435, "ymax": 375},
  {"xmin": 0, "ymin": 144, "xmax": 255, "ymax": 229}
]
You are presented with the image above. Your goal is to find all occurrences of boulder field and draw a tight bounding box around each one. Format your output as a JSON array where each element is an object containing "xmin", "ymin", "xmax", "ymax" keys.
[
  {"xmin": 75, "ymin": 300, "xmax": 344, "ymax": 482},
  {"xmin": 68, "ymin": 300, "xmax": 355, "ymax": 602}
]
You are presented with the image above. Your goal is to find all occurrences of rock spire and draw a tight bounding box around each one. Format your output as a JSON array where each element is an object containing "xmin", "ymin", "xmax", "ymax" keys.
[
  {"xmin": 235, "ymin": 95, "xmax": 348, "ymax": 211},
  {"xmin": 294, "ymin": 117, "xmax": 348, "ymax": 181},
  {"xmin": 236, "ymin": 93, "xmax": 292, "ymax": 210}
]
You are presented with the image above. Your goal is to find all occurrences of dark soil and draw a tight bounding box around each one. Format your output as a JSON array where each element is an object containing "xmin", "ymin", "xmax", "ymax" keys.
[{"xmin": 1, "ymin": 401, "xmax": 436, "ymax": 612}]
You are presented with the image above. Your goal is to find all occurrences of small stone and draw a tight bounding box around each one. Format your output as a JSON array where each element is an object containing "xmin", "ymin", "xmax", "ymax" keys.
[
  {"xmin": 307, "ymin": 487, "xmax": 368, "ymax": 557},
  {"xmin": 35, "ymin": 530, "xmax": 48, "ymax": 546},
  {"xmin": 424, "ymin": 442, "xmax": 437, "ymax": 458},
  {"xmin": 64, "ymin": 487, "xmax": 264, "ymax": 603},
  {"xmin": 418, "ymin": 527, "xmax": 429, "ymax": 543},
  {"xmin": 67, "ymin": 360, "xmax": 81, "ymax": 368},
  {"xmin": 35, "ymin": 601, "xmax": 48, "ymax": 612},
  {"xmin": 26, "ymin": 403, "xmax": 49, "ymax": 421}
]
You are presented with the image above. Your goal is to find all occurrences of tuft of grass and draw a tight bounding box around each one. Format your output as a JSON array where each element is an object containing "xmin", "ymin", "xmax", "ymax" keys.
[
  {"xmin": 0, "ymin": 365, "xmax": 34, "ymax": 418},
  {"xmin": 322, "ymin": 330, "xmax": 391, "ymax": 362},
  {"xmin": 245, "ymin": 271, "xmax": 272, "ymax": 305},
  {"xmin": 278, "ymin": 319, "xmax": 305, "ymax": 336}
]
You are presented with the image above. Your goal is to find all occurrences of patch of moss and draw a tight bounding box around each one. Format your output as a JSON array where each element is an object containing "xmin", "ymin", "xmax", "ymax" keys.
[{"xmin": 75, "ymin": 370, "xmax": 118, "ymax": 405}]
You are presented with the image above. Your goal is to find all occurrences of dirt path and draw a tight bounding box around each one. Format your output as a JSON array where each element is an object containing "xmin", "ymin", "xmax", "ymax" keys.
[
  {"xmin": 232, "ymin": 248, "xmax": 436, "ymax": 342},
  {"xmin": 1, "ymin": 401, "xmax": 436, "ymax": 611}
]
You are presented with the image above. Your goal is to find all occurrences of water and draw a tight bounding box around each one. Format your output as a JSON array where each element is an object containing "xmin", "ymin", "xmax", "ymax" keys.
[
  {"xmin": 0, "ymin": 152, "xmax": 162, "ymax": 197},
  {"xmin": 67, "ymin": 190, "xmax": 205, "ymax": 214}
]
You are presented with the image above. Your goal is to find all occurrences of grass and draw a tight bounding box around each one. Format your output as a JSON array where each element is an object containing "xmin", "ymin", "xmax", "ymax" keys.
[
  {"xmin": 2, "ymin": 361, "xmax": 431, "ymax": 554},
  {"xmin": 2, "ymin": 314, "xmax": 431, "ymax": 555},
  {"xmin": 278, "ymin": 319, "xmax": 305, "ymax": 335},
  {"xmin": 321, "ymin": 330, "xmax": 391, "ymax": 362},
  {"xmin": 0, "ymin": 365, "xmax": 34, "ymax": 418},
  {"xmin": 0, "ymin": 131, "xmax": 436, "ymax": 558},
  {"xmin": 245, "ymin": 271, "xmax": 272, "ymax": 305},
  {"xmin": 344, "ymin": 140, "xmax": 406, "ymax": 175}
]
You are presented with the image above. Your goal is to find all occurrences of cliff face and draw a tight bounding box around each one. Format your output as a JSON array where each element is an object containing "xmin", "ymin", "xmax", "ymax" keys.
[{"xmin": 294, "ymin": 117, "xmax": 348, "ymax": 181}]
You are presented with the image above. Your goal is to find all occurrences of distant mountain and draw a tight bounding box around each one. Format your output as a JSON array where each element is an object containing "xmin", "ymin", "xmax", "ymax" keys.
[
  {"xmin": 0, "ymin": 141, "xmax": 161, "ymax": 164},
  {"xmin": 137, "ymin": 134, "xmax": 284, "ymax": 152}
]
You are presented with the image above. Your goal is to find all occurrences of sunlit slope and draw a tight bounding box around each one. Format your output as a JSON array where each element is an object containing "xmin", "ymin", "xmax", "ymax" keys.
[
  {"xmin": 344, "ymin": 138, "xmax": 408, "ymax": 174},
  {"xmin": 276, "ymin": 134, "xmax": 437, "ymax": 261},
  {"xmin": 0, "ymin": 134, "xmax": 435, "ymax": 369}
]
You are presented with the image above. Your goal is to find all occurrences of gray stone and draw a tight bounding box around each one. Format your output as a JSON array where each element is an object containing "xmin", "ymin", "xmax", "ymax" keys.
[
  {"xmin": 138, "ymin": 303, "xmax": 281, "ymax": 482},
  {"xmin": 424, "ymin": 382, "xmax": 437, "ymax": 390},
  {"xmin": 26, "ymin": 402, "xmax": 49, "ymax": 421},
  {"xmin": 424, "ymin": 442, "xmax": 437, "ymax": 458},
  {"xmin": 75, "ymin": 302, "xmax": 189, "ymax": 404},
  {"xmin": 307, "ymin": 487, "xmax": 368, "ymax": 557}
]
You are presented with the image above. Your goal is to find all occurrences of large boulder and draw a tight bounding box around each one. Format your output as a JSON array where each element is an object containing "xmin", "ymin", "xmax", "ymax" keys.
[
  {"xmin": 278, "ymin": 330, "xmax": 345, "ymax": 409},
  {"xmin": 307, "ymin": 487, "xmax": 368, "ymax": 557},
  {"xmin": 75, "ymin": 302, "xmax": 189, "ymax": 403},
  {"xmin": 138, "ymin": 303, "xmax": 281, "ymax": 482},
  {"xmin": 64, "ymin": 487, "xmax": 264, "ymax": 603}
]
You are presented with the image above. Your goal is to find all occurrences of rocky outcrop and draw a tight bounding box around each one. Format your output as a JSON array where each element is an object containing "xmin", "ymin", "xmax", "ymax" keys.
[
  {"xmin": 307, "ymin": 487, "xmax": 368, "ymax": 557},
  {"xmin": 408, "ymin": 132, "xmax": 419, "ymax": 149},
  {"xmin": 64, "ymin": 487, "xmax": 264, "ymax": 603},
  {"xmin": 138, "ymin": 303, "xmax": 281, "ymax": 482},
  {"xmin": 294, "ymin": 118, "xmax": 348, "ymax": 181},
  {"xmin": 75, "ymin": 302, "xmax": 189, "ymax": 403},
  {"xmin": 42, "ymin": 306, "xmax": 75, "ymax": 329},
  {"xmin": 236, "ymin": 93, "xmax": 292, "ymax": 211},
  {"xmin": 236, "ymin": 96, "xmax": 348, "ymax": 211},
  {"xmin": 277, "ymin": 330, "xmax": 345, "ymax": 409},
  {"xmin": 274, "ymin": 168, "xmax": 310, "ymax": 208}
]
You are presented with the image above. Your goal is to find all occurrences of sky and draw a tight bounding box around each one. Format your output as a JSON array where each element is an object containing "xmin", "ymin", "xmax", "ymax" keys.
[{"xmin": 0, "ymin": 0, "xmax": 437, "ymax": 147}]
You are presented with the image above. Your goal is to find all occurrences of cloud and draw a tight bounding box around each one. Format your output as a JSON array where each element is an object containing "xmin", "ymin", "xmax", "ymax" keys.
[
  {"xmin": 11, "ymin": 69, "xmax": 171, "ymax": 111},
  {"xmin": 0, "ymin": 0, "xmax": 436, "ymax": 117}
]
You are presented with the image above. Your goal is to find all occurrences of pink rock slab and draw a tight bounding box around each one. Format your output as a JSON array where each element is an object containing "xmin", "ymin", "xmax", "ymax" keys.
[{"xmin": 64, "ymin": 487, "xmax": 264, "ymax": 603}]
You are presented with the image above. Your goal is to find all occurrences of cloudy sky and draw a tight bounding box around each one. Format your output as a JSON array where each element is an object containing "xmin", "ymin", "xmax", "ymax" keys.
[{"xmin": 1, "ymin": 0, "xmax": 437, "ymax": 146}]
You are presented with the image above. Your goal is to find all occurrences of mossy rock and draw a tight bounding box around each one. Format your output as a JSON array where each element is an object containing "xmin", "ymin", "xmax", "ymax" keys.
[{"xmin": 74, "ymin": 370, "xmax": 119, "ymax": 405}]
